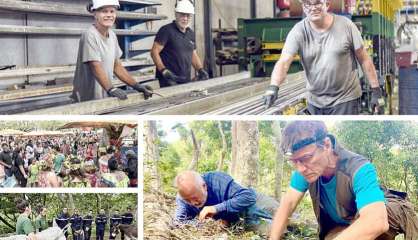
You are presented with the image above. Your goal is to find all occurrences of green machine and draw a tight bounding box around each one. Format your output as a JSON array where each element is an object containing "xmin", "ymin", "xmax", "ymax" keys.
[
  {"xmin": 237, "ymin": 10, "xmax": 399, "ymax": 114},
  {"xmin": 237, "ymin": 17, "xmax": 303, "ymax": 77}
]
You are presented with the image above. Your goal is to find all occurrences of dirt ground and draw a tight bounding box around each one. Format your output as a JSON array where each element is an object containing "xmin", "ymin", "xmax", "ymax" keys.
[{"xmin": 143, "ymin": 190, "xmax": 317, "ymax": 240}]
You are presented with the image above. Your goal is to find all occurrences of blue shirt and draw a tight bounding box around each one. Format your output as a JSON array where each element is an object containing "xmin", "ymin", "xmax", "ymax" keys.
[
  {"xmin": 175, "ymin": 171, "xmax": 257, "ymax": 223},
  {"xmin": 70, "ymin": 214, "xmax": 83, "ymax": 230},
  {"xmin": 290, "ymin": 163, "xmax": 385, "ymax": 225}
]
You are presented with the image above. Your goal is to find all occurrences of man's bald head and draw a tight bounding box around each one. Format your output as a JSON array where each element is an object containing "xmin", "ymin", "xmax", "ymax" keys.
[{"xmin": 175, "ymin": 171, "xmax": 208, "ymax": 208}]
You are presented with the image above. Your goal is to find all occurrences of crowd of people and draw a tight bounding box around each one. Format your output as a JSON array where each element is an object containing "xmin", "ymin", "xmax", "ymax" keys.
[
  {"xmin": 16, "ymin": 199, "xmax": 136, "ymax": 240},
  {"xmin": 0, "ymin": 131, "xmax": 138, "ymax": 188}
]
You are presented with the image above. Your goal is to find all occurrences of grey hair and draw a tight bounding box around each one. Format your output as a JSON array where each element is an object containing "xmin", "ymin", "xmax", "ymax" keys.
[{"xmin": 280, "ymin": 121, "xmax": 328, "ymax": 154}]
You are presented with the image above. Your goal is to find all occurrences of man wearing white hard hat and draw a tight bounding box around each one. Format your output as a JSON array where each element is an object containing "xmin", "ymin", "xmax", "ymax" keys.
[
  {"xmin": 71, "ymin": 0, "xmax": 154, "ymax": 102},
  {"xmin": 151, "ymin": 0, "xmax": 209, "ymax": 87}
]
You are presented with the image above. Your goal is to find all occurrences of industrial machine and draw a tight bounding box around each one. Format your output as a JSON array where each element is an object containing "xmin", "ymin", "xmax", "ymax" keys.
[{"xmin": 238, "ymin": 0, "xmax": 403, "ymax": 114}]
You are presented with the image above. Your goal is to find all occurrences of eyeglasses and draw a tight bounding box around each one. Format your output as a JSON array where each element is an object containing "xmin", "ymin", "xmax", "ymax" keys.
[
  {"xmin": 177, "ymin": 12, "xmax": 192, "ymax": 19},
  {"xmin": 302, "ymin": 1, "xmax": 325, "ymax": 11},
  {"xmin": 286, "ymin": 145, "xmax": 320, "ymax": 167}
]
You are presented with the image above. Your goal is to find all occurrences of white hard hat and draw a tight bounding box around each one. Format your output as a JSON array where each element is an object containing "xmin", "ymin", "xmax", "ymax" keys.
[
  {"xmin": 91, "ymin": 0, "xmax": 120, "ymax": 11},
  {"xmin": 175, "ymin": 0, "xmax": 195, "ymax": 14}
]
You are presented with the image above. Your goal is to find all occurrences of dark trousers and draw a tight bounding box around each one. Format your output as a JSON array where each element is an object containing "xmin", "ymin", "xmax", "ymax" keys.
[
  {"xmin": 109, "ymin": 226, "xmax": 116, "ymax": 239},
  {"xmin": 5, "ymin": 168, "xmax": 13, "ymax": 177},
  {"xmin": 84, "ymin": 228, "xmax": 91, "ymax": 240},
  {"xmin": 307, "ymin": 98, "xmax": 360, "ymax": 115},
  {"xmin": 16, "ymin": 176, "xmax": 27, "ymax": 188},
  {"xmin": 72, "ymin": 229, "xmax": 83, "ymax": 240},
  {"xmin": 96, "ymin": 228, "xmax": 105, "ymax": 240}
]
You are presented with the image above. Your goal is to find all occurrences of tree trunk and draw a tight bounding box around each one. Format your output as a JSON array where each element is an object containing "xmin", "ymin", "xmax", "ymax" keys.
[
  {"xmin": 68, "ymin": 194, "xmax": 75, "ymax": 210},
  {"xmin": 404, "ymin": 161, "xmax": 409, "ymax": 194},
  {"xmin": 230, "ymin": 121, "xmax": 259, "ymax": 188},
  {"xmin": 144, "ymin": 121, "xmax": 161, "ymax": 191},
  {"xmin": 95, "ymin": 193, "xmax": 102, "ymax": 213},
  {"xmin": 217, "ymin": 121, "xmax": 227, "ymax": 171},
  {"xmin": 57, "ymin": 193, "xmax": 65, "ymax": 207},
  {"xmin": 273, "ymin": 121, "xmax": 284, "ymax": 200},
  {"xmin": 188, "ymin": 129, "xmax": 201, "ymax": 170},
  {"xmin": 229, "ymin": 121, "xmax": 238, "ymax": 176}
]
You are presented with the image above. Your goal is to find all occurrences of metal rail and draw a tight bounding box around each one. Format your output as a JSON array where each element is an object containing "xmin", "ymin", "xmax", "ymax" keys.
[{"xmin": 12, "ymin": 72, "xmax": 306, "ymax": 115}]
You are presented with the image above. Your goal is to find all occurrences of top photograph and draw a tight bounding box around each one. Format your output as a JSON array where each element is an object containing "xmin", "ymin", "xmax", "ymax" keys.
[{"xmin": 0, "ymin": 0, "xmax": 415, "ymax": 115}]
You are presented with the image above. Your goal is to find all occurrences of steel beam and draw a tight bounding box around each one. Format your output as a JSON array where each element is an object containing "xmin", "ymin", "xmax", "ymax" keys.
[
  {"xmin": 23, "ymin": 72, "xmax": 251, "ymax": 115},
  {"xmin": 204, "ymin": 0, "xmax": 216, "ymax": 78}
]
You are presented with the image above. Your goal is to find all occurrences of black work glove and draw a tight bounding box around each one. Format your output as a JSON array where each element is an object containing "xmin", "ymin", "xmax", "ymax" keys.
[
  {"xmin": 132, "ymin": 83, "xmax": 153, "ymax": 100},
  {"xmin": 197, "ymin": 68, "xmax": 209, "ymax": 81},
  {"xmin": 263, "ymin": 85, "xmax": 279, "ymax": 108},
  {"xmin": 162, "ymin": 68, "xmax": 187, "ymax": 85},
  {"xmin": 371, "ymin": 87, "xmax": 385, "ymax": 114},
  {"xmin": 107, "ymin": 87, "xmax": 128, "ymax": 100}
]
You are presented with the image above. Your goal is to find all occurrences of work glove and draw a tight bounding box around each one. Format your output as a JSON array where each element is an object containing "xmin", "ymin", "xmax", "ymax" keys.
[
  {"xmin": 162, "ymin": 68, "xmax": 186, "ymax": 85},
  {"xmin": 263, "ymin": 85, "xmax": 279, "ymax": 108},
  {"xmin": 132, "ymin": 83, "xmax": 153, "ymax": 100},
  {"xmin": 107, "ymin": 87, "xmax": 128, "ymax": 100},
  {"xmin": 370, "ymin": 87, "xmax": 385, "ymax": 114},
  {"xmin": 197, "ymin": 68, "xmax": 209, "ymax": 81}
]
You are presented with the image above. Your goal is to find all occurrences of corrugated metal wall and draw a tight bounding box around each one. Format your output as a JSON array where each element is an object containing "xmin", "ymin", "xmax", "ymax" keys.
[{"xmin": 0, "ymin": 0, "xmax": 273, "ymax": 89}]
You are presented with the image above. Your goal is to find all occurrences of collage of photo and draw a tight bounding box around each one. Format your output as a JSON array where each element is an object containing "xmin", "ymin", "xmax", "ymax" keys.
[{"xmin": 1, "ymin": 0, "xmax": 418, "ymax": 240}]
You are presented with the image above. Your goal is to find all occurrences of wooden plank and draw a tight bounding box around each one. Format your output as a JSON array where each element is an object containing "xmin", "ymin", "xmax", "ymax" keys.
[
  {"xmin": 0, "ymin": 0, "xmax": 167, "ymax": 21},
  {"xmin": 0, "ymin": 24, "xmax": 157, "ymax": 36},
  {"xmin": 0, "ymin": 59, "xmax": 154, "ymax": 79},
  {"xmin": 23, "ymin": 72, "xmax": 251, "ymax": 115},
  {"xmin": 0, "ymin": 75, "xmax": 156, "ymax": 101}
]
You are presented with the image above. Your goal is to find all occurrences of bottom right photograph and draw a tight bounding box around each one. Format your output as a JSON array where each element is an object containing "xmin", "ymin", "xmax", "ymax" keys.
[{"xmin": 143, "ymin": 120, "xmax": 418, "ymax": 240}]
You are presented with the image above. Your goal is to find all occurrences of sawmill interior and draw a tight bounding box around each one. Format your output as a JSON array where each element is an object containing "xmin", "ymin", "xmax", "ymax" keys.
[{"xmin": 0, "ymin": 0, "xmax": 417, "ymax": 115}]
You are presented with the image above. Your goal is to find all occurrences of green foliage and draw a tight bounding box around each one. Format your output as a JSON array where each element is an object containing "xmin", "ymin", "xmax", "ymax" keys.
[
  {"xmin": 158, "ymin": 121, "xmax": 233, "ymax": 194},
  {"xmin": 0, "ymin": 121, "xmax": 68, "ymax": 131},
  {"xmin": 334, "ymin": 121, "xmax": 418, "ymax": 204},
  {"xmin": 0, "ymin": 194, "xmax": 137, "ymax": 235},
  {"xmin": 154, "ymin": 120, "xmax": 418, "ymax": 209}
]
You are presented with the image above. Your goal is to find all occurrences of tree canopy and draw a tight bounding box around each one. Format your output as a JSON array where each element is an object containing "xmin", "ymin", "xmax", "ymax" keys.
[{"xmin": 0, "ymin": 193, "xmax": 137, "ymax": 235}]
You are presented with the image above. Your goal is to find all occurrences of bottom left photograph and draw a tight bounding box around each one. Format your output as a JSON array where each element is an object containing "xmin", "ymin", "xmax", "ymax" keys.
[{"xmin": 0, "ymin": 193, "xmax": 138, "ymax": 240}]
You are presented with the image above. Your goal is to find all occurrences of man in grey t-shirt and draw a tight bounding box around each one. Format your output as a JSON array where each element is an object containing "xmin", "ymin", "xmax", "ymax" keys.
[
  {"xmin": 263, "ymin": 0, "xmax": 384, "ymax": 115},
  {"xmin": 72, "ymin": 0, "xmax": 153, "ymax": 102}
]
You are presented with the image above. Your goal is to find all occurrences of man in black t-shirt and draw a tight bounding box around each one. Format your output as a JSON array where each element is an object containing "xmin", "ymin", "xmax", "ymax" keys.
[
  {"xmin": 13, "ymin": 147, "xmax": 27, "ymax": 187},
  {"xmin": 151, "ymin": 0, "xmax": 209, "ymax": 88},
  {"xmin": 0, "ymin": 143, "xmax": 13, "ymax": 178}
]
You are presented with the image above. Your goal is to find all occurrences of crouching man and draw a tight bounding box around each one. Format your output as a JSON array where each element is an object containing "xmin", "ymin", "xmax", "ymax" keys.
[
  {"xmin": 174, "ymin": 171, "xmax": 279, "ymax": 236},
  {"xmin": 269, "ymin": 121, "xmax": 418, "ymax": 240}
]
